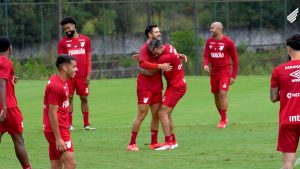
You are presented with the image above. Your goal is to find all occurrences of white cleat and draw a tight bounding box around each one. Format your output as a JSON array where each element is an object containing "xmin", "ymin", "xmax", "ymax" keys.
[
  {"xmin": 172, "ymin": 143, "xmax": 178, "ymax": 149},
  {"xmin": 155, "ymin": 143, "xmax": 173, "ymax": 151},
  {"xmin": 83, "ymin": 125, "xmax": 96, "ymax": 130}
]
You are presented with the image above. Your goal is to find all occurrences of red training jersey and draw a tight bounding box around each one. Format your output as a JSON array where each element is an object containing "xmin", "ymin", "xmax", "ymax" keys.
[
  {"xmin": 157, "ymin": 45, "xmax": 186, "ymax": 88},
  {"xmin": 271, "ymin": 60, "xmax": 300, "ymax": 125},
  {"xmin": 137, "ymin": 43, "xmax": 163, "ymax": 92},
  {"xmin": 43, "ymin": 74, "xmax": 70, "ymax": 132},
  {"xmin": 203, "ymin": 35, "xmax": 239, "ymax": 78},
  {"xmin": 0, "ymin": 56, "xmax": 18, "ymax": 109},
  {"xmin": 57, "ymin": 34, "xmax": 91, "ymax": 77}
]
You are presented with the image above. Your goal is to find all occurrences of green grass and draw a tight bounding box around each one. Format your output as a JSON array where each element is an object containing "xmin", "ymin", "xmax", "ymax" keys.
[{"xmin": 0, "ymin": 76, "xmax": 293, "ymax": 169}]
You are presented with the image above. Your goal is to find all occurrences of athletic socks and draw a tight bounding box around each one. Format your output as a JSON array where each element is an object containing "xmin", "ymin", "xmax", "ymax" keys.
[
  {"xmin": 220, "ymin": 109, "xmax": 227, "ymax": 121},
  {"xmin": 22, "ymin": 164, "xmax": 32, "ymax": 169},
  {"xmin": 129, "ymin": 131, "xmax": 138, "ymax": 145},
  {"xmin": 151, "ymin": 130, "xmax": 158, "ymax": 144},
  {"xmin": 83, "ymin": 112, "xmax": 90, "ymax": 126},
  {"xmin": 171, "ymin": 134, "xmax": 176, "ymax": 144},
  {"xmin": 165, "ymin": 135, "xmax": 172, "ymax": 144}
]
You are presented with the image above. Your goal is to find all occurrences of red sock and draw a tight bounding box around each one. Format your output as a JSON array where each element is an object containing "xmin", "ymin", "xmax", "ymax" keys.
[
  {"xmin": 22, "ymin": 164, "xmax": 32, "ymax": 169},
  {"xmin": 217, "ymin": 108, "xmax": 222, "ymax": 117},
  {"xmin": 129, "ymin": 131, "xmax": 138, "ymax": 145},
  {"xmin": 165, "ymin": 135, "xmax": 172, "ymax": 144},
  {"xmin": 83, "ymin": 112, "xmax": 90, "ymax": 126},
  {"xmin": 151, "ymin": 130, "xmax": 158, "ymax": 144},
  {"xmin": 69, "ymin": 112, "xmax": 73, "ymax": 126},
  {"xmin": 220, "ymin": 110, "xmax": 227, "ymax": 121},
  {"xmin": 171, "ymin": 134, "xmax": 176, "ymax": 144}
]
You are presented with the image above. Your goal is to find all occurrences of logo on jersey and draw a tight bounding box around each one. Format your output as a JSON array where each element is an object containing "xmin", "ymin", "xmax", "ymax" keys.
[
  {"xmin": 222, "ymin": 83, "xmax": 227, "ymax": 89},
  {"xmin": 80, "ymin": 41, "xmax": 85, "ymax": 47},
  {"xmin": 209, "ymin": 45, "xmax": 213, "ymax": 49},
  {"xmin": 67, "ymin": 44, "xmax": 71, "ymax": 48},
  {"xmin": 85, "ymin": 88, "xmax": 89, "ymax": 94},
  {"xmin": 178, "ymin": 64, "xmax": 183, "ymax": 70},
  {"xmin": 287, "ymin": 92, "xmax": 300, "ymax": 99},
  {"xmin": 219, "ymin": 45, "xmax": 224, "ymax": 51},
  {"xmin": 65, "ymin": 140, "xmax": 72, "ymax": 149},
  {"xmin": 68, "ymin": 48, "xmax": 86, "ymax": 55},
  {"xmin": 47, "ymin": 80, "xmax": 51, "ymax": 84},
  {"xmin": 285, "ymin": 65, "xmax": 300, "ymax": 70},
  {"xmin": 290, "ymin": 70, "xmax": 300, "ymax": 82},
  {"xmin": 289, "ymin": 115, "xmax": 300, "ymax": 122},
  {"xmin": 62, "ymin": 100, "xmax": 69, "ymax": 108},
  {"xmin": 162, "ymin": 96, "xmax": 166, "ymax": 102},
  {"xmin": 210, "ymin": 52, "xmax": 224, "ymax": 58},
  {"xmin": 143, "ymin": 97, "xmax": 149, "ymax": 104}
]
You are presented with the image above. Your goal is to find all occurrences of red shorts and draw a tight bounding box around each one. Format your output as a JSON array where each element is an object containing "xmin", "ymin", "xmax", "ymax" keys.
[
  {"xmin": 137, "ymin": 90, "xmax": 162, "ymax": 105},
  {"xmin": 67, "ymin": 77, "xmax": 89, "ymax": 96},
  {"xmin": 0, "ymin": 107, "xmax": 23, "ymax": 134},
  {"xmin": 210, "ymin": 74, "xmax": 230, "ymax": 93},
  {"xmin": 44, "ymin": 129, "xmax": 74, "ymax": 160},
  {"xmin": 277, "ymin": 124, "xmax": 300, "ymax": 153},
  {"xmin": 162, "ymin": 86, "xmax": 186, "ymax": 108}
]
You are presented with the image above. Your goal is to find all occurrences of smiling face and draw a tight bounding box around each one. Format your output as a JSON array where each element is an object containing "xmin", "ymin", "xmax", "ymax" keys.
[{"xmin": 63, "ymin": 23, "xmax": 76, "ymax": 38}]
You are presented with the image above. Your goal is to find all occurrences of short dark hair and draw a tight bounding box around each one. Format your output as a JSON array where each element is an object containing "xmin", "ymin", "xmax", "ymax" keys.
[
  {"xmin": 145, "ymin": 25, "xmax": 158, "ymax": 38},
  {"xmin": 148, "ymin": 39, "xmax": 163, "ymax": 51},
  {"xmin": 60, "ymin": 16, "xmax": 77, "ymax": 28},
  {"xmin": 56, "ymin": 54, "xmax": 76, "ymax": 70},
  {"xmin": 0, "ymin": 36, "xmax": 11, "ymax": 52},
  {"xmin": 287, "ymin": 34, "xmax": 300, "ymax": 50}
]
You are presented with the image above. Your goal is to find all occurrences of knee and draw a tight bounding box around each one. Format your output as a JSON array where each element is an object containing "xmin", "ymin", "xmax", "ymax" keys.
[
  {"xmin": 70, "ymin": 159, "xmax": 77, "ymax": 168},
  {"xmin": 219, "ymin": 92, "xmax": 227, "ymax": 99},
  {"xmin": 80, "ymin": 96, "xmax": 88, "ymax": 103},
  {"xmin": 136, "ymin": 112, "xmax": 147, "ymax": 122}
]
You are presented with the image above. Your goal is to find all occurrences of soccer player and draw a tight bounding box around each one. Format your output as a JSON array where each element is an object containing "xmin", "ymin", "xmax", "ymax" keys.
[
  {"xmin": 139, "ymin": 39, "xmax": 187, "ymax": 150},
  {"xmin": 127, "ymin": 25, "xmax": 173, "ymax": 151},
  {"xmin": 270, "ymin": 34, "xmax": 300, "ymax": 169},
  {"xmin": 58, "ymin": 16, "xmax": 95, "ymax": 131},
  {"xmin": 0, "ymin": 37, "xmax": 32, "ymax": 169},
  {"xmin": 43, "ymin": 54, "xmax": 77, "ymax": 169},
  {"xmin": 203, "ymin": 21, "xmax": 239, "ymax": 128}
]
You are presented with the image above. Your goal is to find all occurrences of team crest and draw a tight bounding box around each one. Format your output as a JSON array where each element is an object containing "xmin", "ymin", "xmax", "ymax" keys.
[
  {"xmin": 80, "ymin": 41, "xmax": 85, "ymax": 47},
  {"xmin": 219, "ymin": 45, "xmax": 224, "ymax": 51}
]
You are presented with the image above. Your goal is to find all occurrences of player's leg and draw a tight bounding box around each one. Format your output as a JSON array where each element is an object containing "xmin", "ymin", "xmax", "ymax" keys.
[
  {"xmin": 168, "ymin": 110, "xmax": 178, "ymax": 147},
  {"xmin": 11, "ymin": 133, "xmax": 31, "ymax": 169},
  {"xmin": 211, "ymin": 75, "xmax": 222, "ymax": 116},
  {"xmin": 0, "ymin": 132, "xmax": 3, "ymax": 143},
  {"xmin": 50, "ymin": 160, "xmax": 63, "ymax": 169},
  {"xmin": 155, "ymin": 105, "xmax": 173, "ymax": 150},
  {"xmin": 282, "ymin": 153, "xmax": 296, "ymax": 169},
  {"xmin": 67, "ymin": 78, "xmax": 75, "ymax": 130},
  {"xmin": 149, "ymin": 103, "xmax": 163, "ymax": 149},
  {"xmin": 61, "ymin": 151, "xmax": 76, "ymax": 169},
  {"xmin": 219, "ymin": 90, "xmax": 228, "ymax": 121}
]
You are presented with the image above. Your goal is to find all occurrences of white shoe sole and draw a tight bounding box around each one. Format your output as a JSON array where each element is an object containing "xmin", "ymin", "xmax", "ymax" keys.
[{"xmin": 155, "ymin": 145, "xmax": 172, "ymax": 151}]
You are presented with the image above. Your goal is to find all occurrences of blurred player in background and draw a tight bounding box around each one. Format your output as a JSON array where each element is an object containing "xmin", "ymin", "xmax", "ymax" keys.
[
  {"xmin": 0, "ymin": 36, "xmax": 32, "ymax": 169},
  {"xmin": 43, "ymin": 55, "xmax": 77, "ymax": 169},
  {"xmin": 270, "ymin": 34, "xmax": 300, "ymax": 169},
  {"xmin": 203, "ymin": 21, "xmax": 239, "ymax": 128},
  {"xmin": 58, "ymin": 16, "xmax": 95, "ymax": 131}
]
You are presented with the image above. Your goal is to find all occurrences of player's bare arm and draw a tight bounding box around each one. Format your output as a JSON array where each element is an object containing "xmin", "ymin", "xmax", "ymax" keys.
[
  {"xmin": 230, "ymin": 77, "xmax": 235, "ymax": 85},
  {"xmin": 137, "ymin": 67, "xmax": 157, "ymax": 76},
  {"xmin": 48, "ymin": 104, "xmax": 67, "ymax": 152},
  {"xmin": 132, "ymin": 53, "xmax": 139, "ymax": 61},
  {"xmin": 178, "ymin": 53, "xmax": 188, "ymax": 63},
  {"xmin": 0, "ymin": 78, "xmax": 7, "ymax": 122},
  {"xmin": 270, "ymin": 87, "xmax": 280, "ymax": 103},
  {"xmin": 158, "ymin": 63, "xmax": 173, "ymax": 72}
]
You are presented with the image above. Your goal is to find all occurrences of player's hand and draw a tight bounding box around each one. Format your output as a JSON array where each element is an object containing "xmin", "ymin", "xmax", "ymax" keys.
[
  {"xmin": 179, "ymin": 54, "xmax": 188, "ymax": 63},
  {"xmin": 13, "ymin": 76, "xmax": 19, "ymax": 84},
  {"xmin": 204, "ymin": 65, "xmax": 210, "ymax": 73},
  {"xmin": 0, "ymin": 107, "xmax": 7, "ymax": 122},
  {"xmin": 158, "ymin": 63, "xmax": 173, "ymax": 72},
  {"xmin": 86, "ymin": 75, "xmax": 91, "ymax": 85},
  {"xmin": 56, "ymin": 138, "xmax": 67, "ymax": 152},
  {"xmin": 132, "ymin": 53, "xmax": 139, "ymax": 61},
  {"xmin": 230, "ymin": 77, "xmax": 235, "ymax": 85}
]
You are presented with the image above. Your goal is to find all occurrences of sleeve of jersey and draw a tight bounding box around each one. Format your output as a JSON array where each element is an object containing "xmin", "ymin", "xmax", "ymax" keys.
[
  {"xmin": 203, "ymin": 41, "xmax": 211, "ymax": 66},
  {"xmin": 86, "ymin": 38, "xmax": 92, "ymax": 76},
  {"xmin": 270, "ymin": 69, "xmax": 279, "ymax": 88},
  {"xmin": 57, "ymin": 40, "xmax": 65, "ymax": 55},
  {"xmin": 229, "ymin": 41, "xmax": 239, "ymax": 78},
  {"xmin": 0, "ymin": 62, "xmax": 11, "ymax": 80},
  {"xmin": 139, "ymin": 61, "xmax": 159, "ymax": 70},
  {"xmin": 139, "ymin": 45, "xmax": 149, "ymax": 62},
  {"xmin": 47, "ymin": 86, "xmax": 61, "ymax": 106}
]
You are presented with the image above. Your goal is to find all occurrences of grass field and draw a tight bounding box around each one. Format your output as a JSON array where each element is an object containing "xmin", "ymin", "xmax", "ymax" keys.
[{"xmin": 0, "ymin": 76, "xmax": 296, "ymax": 169}]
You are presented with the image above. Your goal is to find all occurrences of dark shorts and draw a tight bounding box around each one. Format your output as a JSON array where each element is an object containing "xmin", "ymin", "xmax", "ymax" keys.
[
  {"xmin": 0, "ymin": 107, "xmax": 23, "ymax": 134},
  {"xmin": 277, "ymin": 124, "xmax": 300, "ymax": 153},
  {"xmin": 67, "ymin": 77, "xmax": 89, "ymax": 96},
  {"xmin": 137, "ymin": 90, "xmax": 162, "ymax": 105},
  {"xmin": 44, "ymin": 129, "xmax": 74, "ymax": 160},
  {"xmin": 210, "ymin": 74, "xmax": 230, "ymax": 93}
]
